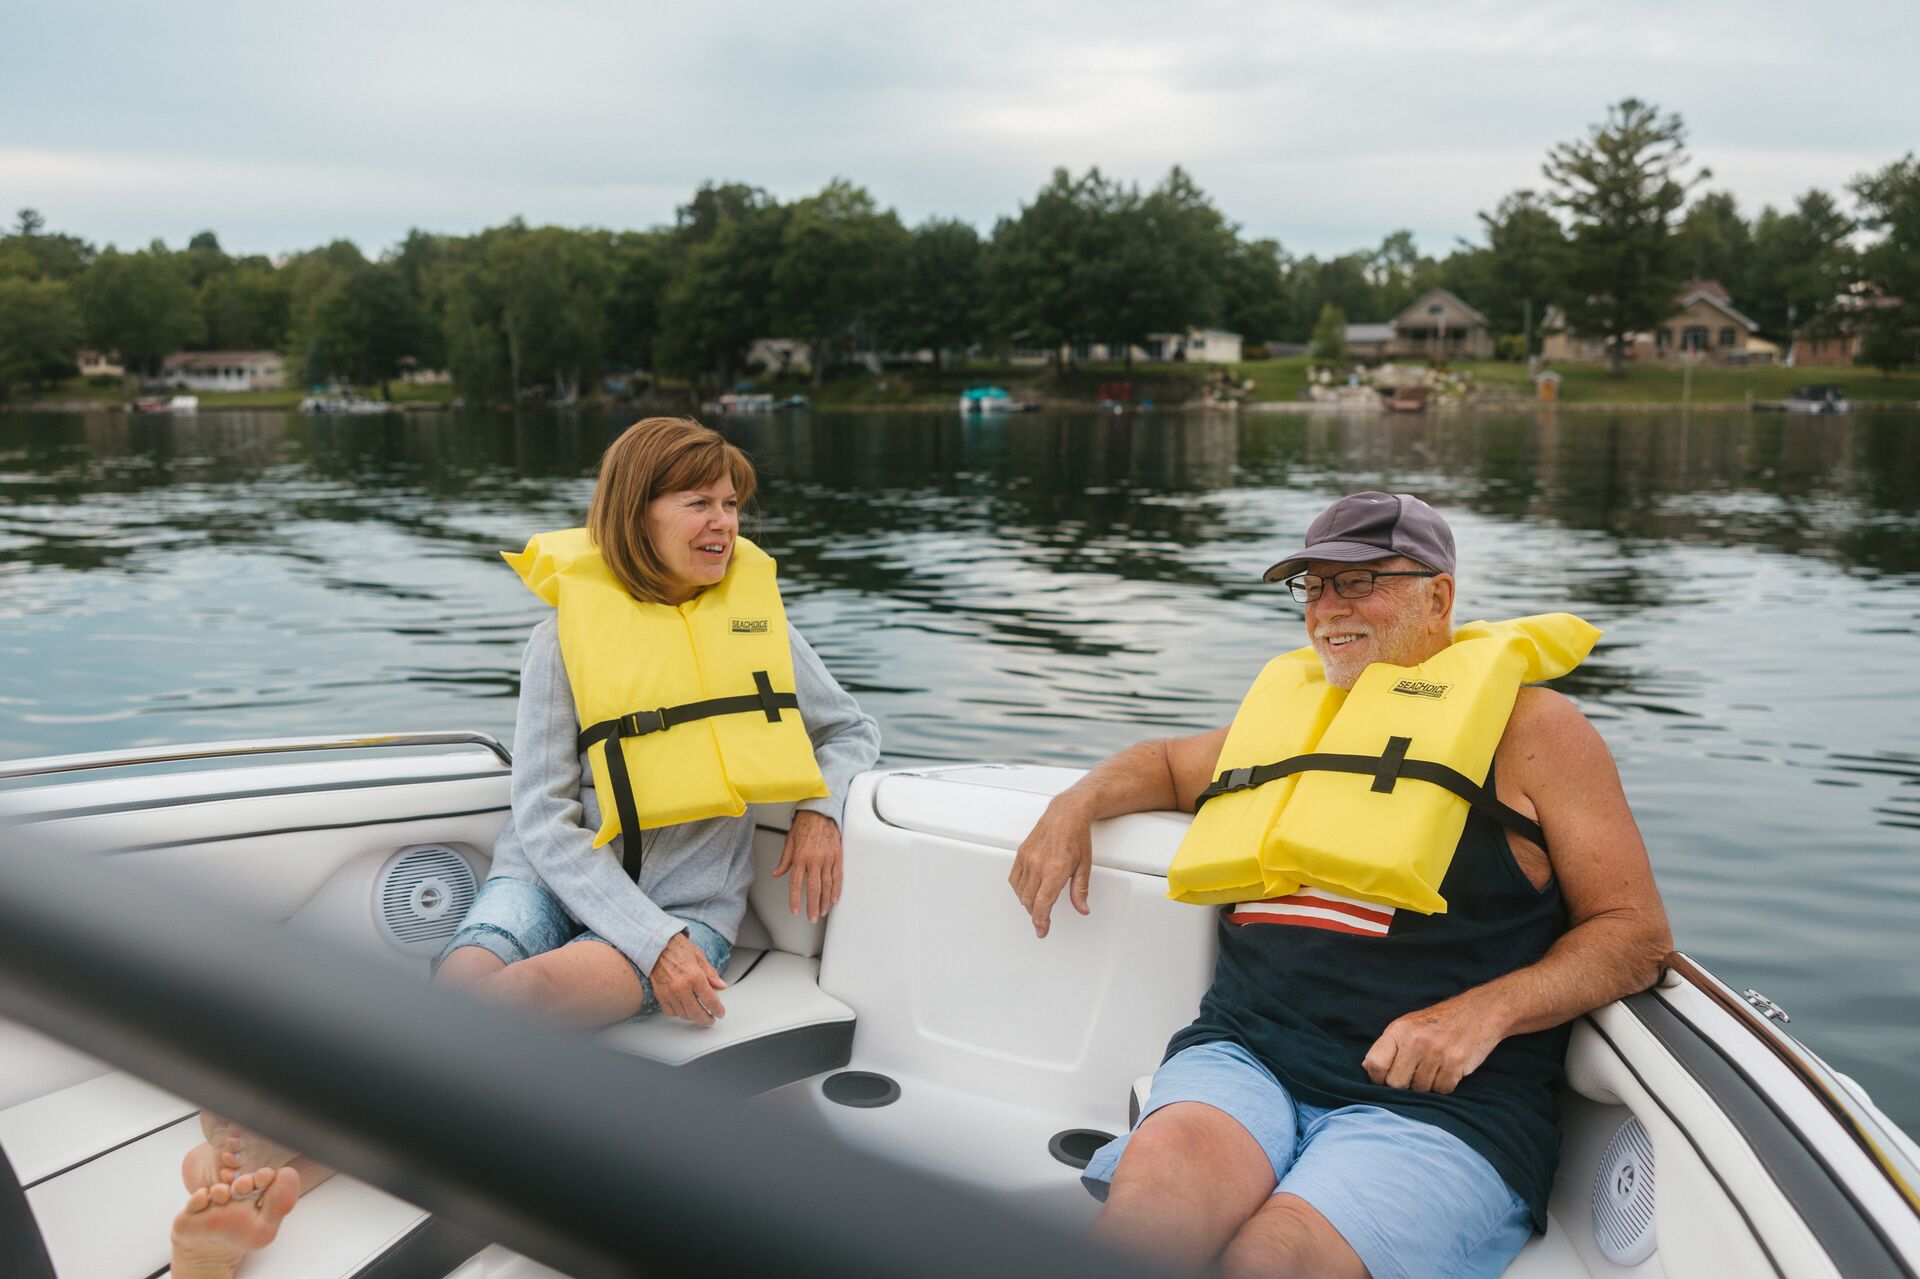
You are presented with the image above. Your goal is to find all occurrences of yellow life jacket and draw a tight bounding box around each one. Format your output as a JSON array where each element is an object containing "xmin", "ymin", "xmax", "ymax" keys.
[
  {"xmin": 503, "ymin": 529, "xmax": 828, "ymax": 852},
  {"xmin": 1166, "ymin": 614, "xmax": 1600, "ymax": 914}
]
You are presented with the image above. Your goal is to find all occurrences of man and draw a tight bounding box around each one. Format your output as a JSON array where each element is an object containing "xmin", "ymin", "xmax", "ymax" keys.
[{"xmin": 1009, "ymin": 491, "xmax": 1671, "ymax": 1279}]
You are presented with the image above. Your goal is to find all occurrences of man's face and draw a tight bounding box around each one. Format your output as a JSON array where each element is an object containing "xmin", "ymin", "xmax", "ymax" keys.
[{"xmin": 1302, "ymin": 557, "xmax": 1452, "ymax": 689}]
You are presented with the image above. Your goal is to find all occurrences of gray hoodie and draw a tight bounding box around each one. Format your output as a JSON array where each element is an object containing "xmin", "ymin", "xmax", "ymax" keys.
[{"xmin": 485, "ymin": 615, "xmax": 882, "ymax": 975}]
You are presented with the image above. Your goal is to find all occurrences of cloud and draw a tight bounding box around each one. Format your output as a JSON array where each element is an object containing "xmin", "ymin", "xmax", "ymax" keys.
[{"xmin": 6, "ymin": 0, "xmax": 1914, "ymax": 258}]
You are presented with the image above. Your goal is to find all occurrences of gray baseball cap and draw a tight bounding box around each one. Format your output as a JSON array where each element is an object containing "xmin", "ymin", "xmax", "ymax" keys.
[{"xmin": 1262, "ymin": 491, "xmax": 1456, "ymax": 583}]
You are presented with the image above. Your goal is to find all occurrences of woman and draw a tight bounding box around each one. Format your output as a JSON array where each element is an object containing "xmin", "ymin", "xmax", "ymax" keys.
[
  {"xmin": 167, "ymin": 417, "xmax": 880, "ymax": 1278},
  {"xmin": 436, "ymin": 414, "xmax": 882, "ymax": 1021}
]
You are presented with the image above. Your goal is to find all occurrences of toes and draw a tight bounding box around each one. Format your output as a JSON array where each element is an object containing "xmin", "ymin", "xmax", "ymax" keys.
[
  {"xmin": 259, "ymin": 1166, "xmax": 300, "ymax": 1223},
  {"xmin": 183, "ymin": 1187, "xmax": 212, "ymax": 1215},
  {"xmin": 229, "ymin": 1170, "xmax": 258, "ymax": 1199},
  {"xmin": 208, "ymin": 1182, "xmax": 233, "ymax": 1207}
]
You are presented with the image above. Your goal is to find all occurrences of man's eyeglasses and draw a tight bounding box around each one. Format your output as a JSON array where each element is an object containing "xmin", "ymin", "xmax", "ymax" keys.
[{"xmin": 1281, "ymin": 569, "xmax": 1437, "ymax": 604}]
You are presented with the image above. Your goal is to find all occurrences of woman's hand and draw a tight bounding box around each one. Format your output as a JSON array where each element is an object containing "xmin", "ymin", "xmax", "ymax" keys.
[
  {"xmin": 649, "ymin": 932, "xmax": 728, "ymax": 1026},
  {"xmin": 772, "ymin": 810, "xmax": 842, "ymax": 922}
]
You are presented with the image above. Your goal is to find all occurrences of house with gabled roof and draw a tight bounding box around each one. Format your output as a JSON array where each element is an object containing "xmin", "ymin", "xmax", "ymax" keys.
[
  {"xmin": 1341, "ymin": 289, "xmax": 1495, "ymax": 362},
  {"xmin": 1541, "ymin": 280, "xmax": 1768, "ymax": 365}
]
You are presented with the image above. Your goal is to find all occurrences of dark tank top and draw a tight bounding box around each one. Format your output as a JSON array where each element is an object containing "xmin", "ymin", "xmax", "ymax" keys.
[{"xmin": 1166, "ymin": 774, "xmax": 1569, "ymax": 1231}]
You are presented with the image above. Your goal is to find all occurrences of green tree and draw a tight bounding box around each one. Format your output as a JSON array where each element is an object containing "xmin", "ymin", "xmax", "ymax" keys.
[
  {"xmin": 0, "ymin": 210, "xmax": 93, "ymax": 282},
  {"xmin": 1366, "ymin": 230, "xmax": 1437, "ymax": 317},
  {"xmin": 1285, "ymin": 253, "xmax": 1377, "ymax": 342},
  {"xmin": 1469, "ymin": 190, "xmax": 1569, "ymax": 348},
  {"xmin": 1850, "ymin": 154, "xmax": 1920, "ymax": 362},
  {"xmin": 73, "ymin": 246, "xmax": 204, "ymax": 381},
  {"xmin": 890, "ymin": 218, "xmax": 984, "ymax": 369},
  {"xmin": 198, "ymin": 258, "xmax": 291, "ymax": 351},
  {"xmin": 1102, "ymin": 167, "xmax": 1238, "ymax": 371},
  {"xmin": 1309, "ymin": 303, "xmax": 1348, "ymax": 362},
  {"xmin": 656, "ymin": 201, "xmax": 789, "ymax": 389},
  {"xmin": 1745, "ymin": 191, "xmax": 1854, "ymax": 341},
  {"xmin": 0, "ymin": 277, "xmax": 82, "ymax": 398},
  {"xmin": 1673, "ymin": 192, "xmax": 1753, "ymax": 300},
  {"xmin": 1219, "ymin": 238, "xmax": 1291, "ymax": 346},
  {"xmin": 986, "ymin": 167, "xmax": 1133, "ymax": 368},
  {"xmin": 772, "ymin": 180, "xmax": 909, "ymax": 388},
  {"xmin": 605, "ymin": 229, "xmax": 671, "ymax": 374},
  {"xmin": 1544, "ymin": 98, "xmax": 1703, "ymax": 374}
]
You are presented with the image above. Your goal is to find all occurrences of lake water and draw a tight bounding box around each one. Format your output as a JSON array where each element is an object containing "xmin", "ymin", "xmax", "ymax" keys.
[{"xmin": 3, "ymin": 407, "xmax": 1917, "ymax": 1132}]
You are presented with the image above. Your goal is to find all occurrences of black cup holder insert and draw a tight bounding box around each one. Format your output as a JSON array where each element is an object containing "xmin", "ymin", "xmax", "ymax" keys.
[
  {"xmin": 822, "ymin": 1070, "xmax": 901, "ymax": 1109},
  {"xmin": 1048, "ymin": 1128, "xmax": 1115, "ymax": 1169}
]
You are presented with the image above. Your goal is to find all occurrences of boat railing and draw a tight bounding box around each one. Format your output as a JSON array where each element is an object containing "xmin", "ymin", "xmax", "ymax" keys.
[
  {"xmin": 0, "ymin": 830, "xmax": 1170, "ymax": 1279},
  {"xmin": 0, "ymin": 730, "xmax": 513, "ymax": 784}
]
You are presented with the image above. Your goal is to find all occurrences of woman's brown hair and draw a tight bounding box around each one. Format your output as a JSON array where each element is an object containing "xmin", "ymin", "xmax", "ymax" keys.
[{"xmin": 588, "ymin": 417, "xmax": 756, "ymax": 603}]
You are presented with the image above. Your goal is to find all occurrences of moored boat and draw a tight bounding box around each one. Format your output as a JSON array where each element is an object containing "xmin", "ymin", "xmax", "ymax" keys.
[
  {"xmin": 1, "ymin": 736, "xmax": 1915, "ymax": 1277},
  {"xmin": 1783, "ymin": 385, "xmax": 1852, "ymax": 415}
]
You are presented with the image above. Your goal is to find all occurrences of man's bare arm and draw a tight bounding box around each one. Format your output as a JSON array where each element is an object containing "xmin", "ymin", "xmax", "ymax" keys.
[
  {"xmin": 1009, "ymin": 727, "xmax": 1228, "ymax": 938},
  {"xmin": 1364, "ymin": 690, "xmax": 1673, "ymax": 1092}
]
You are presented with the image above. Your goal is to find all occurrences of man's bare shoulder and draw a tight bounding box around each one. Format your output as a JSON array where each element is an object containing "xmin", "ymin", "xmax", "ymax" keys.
[{"xmin": 1499, "ymin": 686, "xmax": 1614, "ymax": 785}]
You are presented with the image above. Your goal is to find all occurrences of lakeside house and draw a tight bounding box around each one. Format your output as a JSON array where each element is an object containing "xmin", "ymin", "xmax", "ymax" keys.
[
  {"xmin": 160, "ymin": 351, "xmax": 287, "ymax": 392},
  {"xmin": 1541, "ymin": 280, "xmax": 1770, "ymax": 365},
  {"xmin": 75, "ymin": 348, "xmax": 124, "ymax": 379},
  {"xmin": 1788, "ymin": 290, "xmax": 1906, "ymax": 367},
  {"xmin": 1343, "ymin": 289, "xmax": 1495, "ymax": 362},
  {"xmin": 1010, "ymin": 327, "xmax": 1245, "ymax": 366}
]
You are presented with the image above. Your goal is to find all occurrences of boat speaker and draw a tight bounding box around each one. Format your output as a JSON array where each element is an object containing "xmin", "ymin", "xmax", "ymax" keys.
[
  {"xmin": 1592, "ymin": 1114, "xmax": 1657, "ymax": 1265},
  {"xmin": 374, "ymin": 845, "xmax": 477, "ymax": 955}
]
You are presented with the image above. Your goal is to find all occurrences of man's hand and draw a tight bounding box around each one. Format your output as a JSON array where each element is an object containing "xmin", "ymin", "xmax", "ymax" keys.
[
  {"xmin": 1361, "ymin": 992, "xmax": 1508, "ymax": 1094},
  {"xmin": 1009, "ymin": 794, "xmax": 1094, "ymax": 939},
  {"xmin": 649, "ymin": 932, "xmax": 729, "ymax": 1027},
  {"xmin": 772, "ymin": 810, "xmax": 842, "ymax": 923}
]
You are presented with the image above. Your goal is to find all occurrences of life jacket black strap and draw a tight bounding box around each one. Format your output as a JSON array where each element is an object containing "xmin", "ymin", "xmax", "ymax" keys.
[
  {"xmin": 575, "ymin": 671, "xmax": 802, "ymax": 877},
  {"xmin": 1194, "ymin": 735, "xmax": 1548, "ymax": 851}
]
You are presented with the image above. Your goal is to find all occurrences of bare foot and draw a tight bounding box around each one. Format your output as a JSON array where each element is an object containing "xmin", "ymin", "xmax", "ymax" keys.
[
  {"xmin": 170, "ymin": 1165, "xmax": 301, "ymax": 1279},
  {"xmin": 181, "ymin": 1132, "xmax": 243, "ymax": 1191},
  {"xmin": 197, "ymin": 1113, "xmax": 297, "ymax": 1185}
]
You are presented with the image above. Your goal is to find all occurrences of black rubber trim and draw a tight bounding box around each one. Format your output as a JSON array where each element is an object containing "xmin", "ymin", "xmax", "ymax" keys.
[
  {"xmin": 103, "ymin": 805, "xmax": 511, "ymax": 854},
  {"xmin": 1585, "ymin": 1012, "xmax": 1784, "ymax": 1278},
  {"xmin": 20, "ymin": 1111, "xmax": 199, "ymax": 1190},
  {"xmin": 354, "ymin": 1214, "xmax": 488, "ymax": 1279},
  {"xmin": 691, "ymin": 1020, "xmax": 856, "ymax": 1101},
  {"xmin": 1, "ymin": 1139, "xmax": 56, "ymax": 1279},
  {"xmin": 1627, "ymin": 992, "xmax": 1916, "ymax": 1279},
  {"xmin": 4, "ymin": 771, "xmax": 506, "ymax": 825}
]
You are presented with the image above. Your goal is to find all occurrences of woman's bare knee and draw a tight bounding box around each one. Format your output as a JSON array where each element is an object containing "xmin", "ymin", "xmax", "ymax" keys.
[{"xmin": 435, "ymin": 946, "xmax": 505, "ymax": 988}]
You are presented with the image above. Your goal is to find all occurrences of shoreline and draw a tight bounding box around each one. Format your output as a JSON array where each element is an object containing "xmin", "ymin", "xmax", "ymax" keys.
[{"xmin": 9, "ymin": 397, "xmax": 1920, "ymax": 416}]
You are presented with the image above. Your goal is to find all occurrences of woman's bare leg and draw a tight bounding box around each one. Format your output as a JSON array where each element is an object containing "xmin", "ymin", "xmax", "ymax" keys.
[{"xmin": 471, "ymin": 940, "xmax": 647, "ymax": 1026}]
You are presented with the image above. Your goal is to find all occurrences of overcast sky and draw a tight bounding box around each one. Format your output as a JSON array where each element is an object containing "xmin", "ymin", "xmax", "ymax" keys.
[{"xmin": 6, "ymin": 0, "xmax": 1916, "ymax": 262}]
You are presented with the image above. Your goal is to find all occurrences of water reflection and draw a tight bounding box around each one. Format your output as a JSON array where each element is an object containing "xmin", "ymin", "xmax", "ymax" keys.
[{"xmin": 3, "ymin": 406, "xmax": 1918, "ymax": 1133}]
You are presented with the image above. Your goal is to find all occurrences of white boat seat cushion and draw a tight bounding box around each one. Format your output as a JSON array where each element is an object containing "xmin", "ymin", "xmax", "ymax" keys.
[{"xmin": 600, "ymin": 946, "xmax": 854, "ymax": 1096}]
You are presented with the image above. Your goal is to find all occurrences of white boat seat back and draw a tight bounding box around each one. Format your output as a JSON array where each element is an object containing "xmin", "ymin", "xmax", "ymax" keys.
[
  {"xmin": 825, "ymin": 767, "xmax": 1216, "ymax": 1117},
  {"xmin": 743, "ymin": 803, "xmax": 827, "ymax": 958}
]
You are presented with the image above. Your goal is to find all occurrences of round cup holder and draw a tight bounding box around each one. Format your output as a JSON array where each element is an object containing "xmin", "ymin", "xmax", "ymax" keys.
[
  {"xmin": 1048, "ymin": 1128, "xmax": 1115, "ymax": 1169},
  {"xmin": 821, "ymin": 1070, "xmax": 900, "ymax": 1109}
]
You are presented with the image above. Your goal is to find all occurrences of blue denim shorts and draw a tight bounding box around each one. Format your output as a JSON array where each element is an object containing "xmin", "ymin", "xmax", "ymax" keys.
[
  {"xmin": 436, "ymin": 875, "xmax": 731, "ymax": 1018},
  {"xmin": 1081, "ymin": 1040, "xmax": 1532, "ymax": 1279}
]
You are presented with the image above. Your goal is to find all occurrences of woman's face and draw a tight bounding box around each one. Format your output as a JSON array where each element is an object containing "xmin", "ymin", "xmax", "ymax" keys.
[{"xmin": 644, "ymin": 474, "xmax": 739, "ymax": 604}]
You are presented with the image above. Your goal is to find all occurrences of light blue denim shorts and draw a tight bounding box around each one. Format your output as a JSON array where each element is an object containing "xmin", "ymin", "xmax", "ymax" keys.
[
  {"xmin": 1081, "ymin": 1040, "xmax": 1532, "ymax": 1279},
  {"xmin": 436, "ymin": 874, "xmax": 731, "ymax": 1018}
]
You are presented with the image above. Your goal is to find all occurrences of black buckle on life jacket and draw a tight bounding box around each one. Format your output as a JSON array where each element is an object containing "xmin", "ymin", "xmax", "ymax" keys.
[
  {"xmin": 620, "ymin": 708, "xmax": 668, "ymax": 737},
  {"xmin": 1225, "ymin": 765, "xmax": 1254, "ymax": 792}
]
